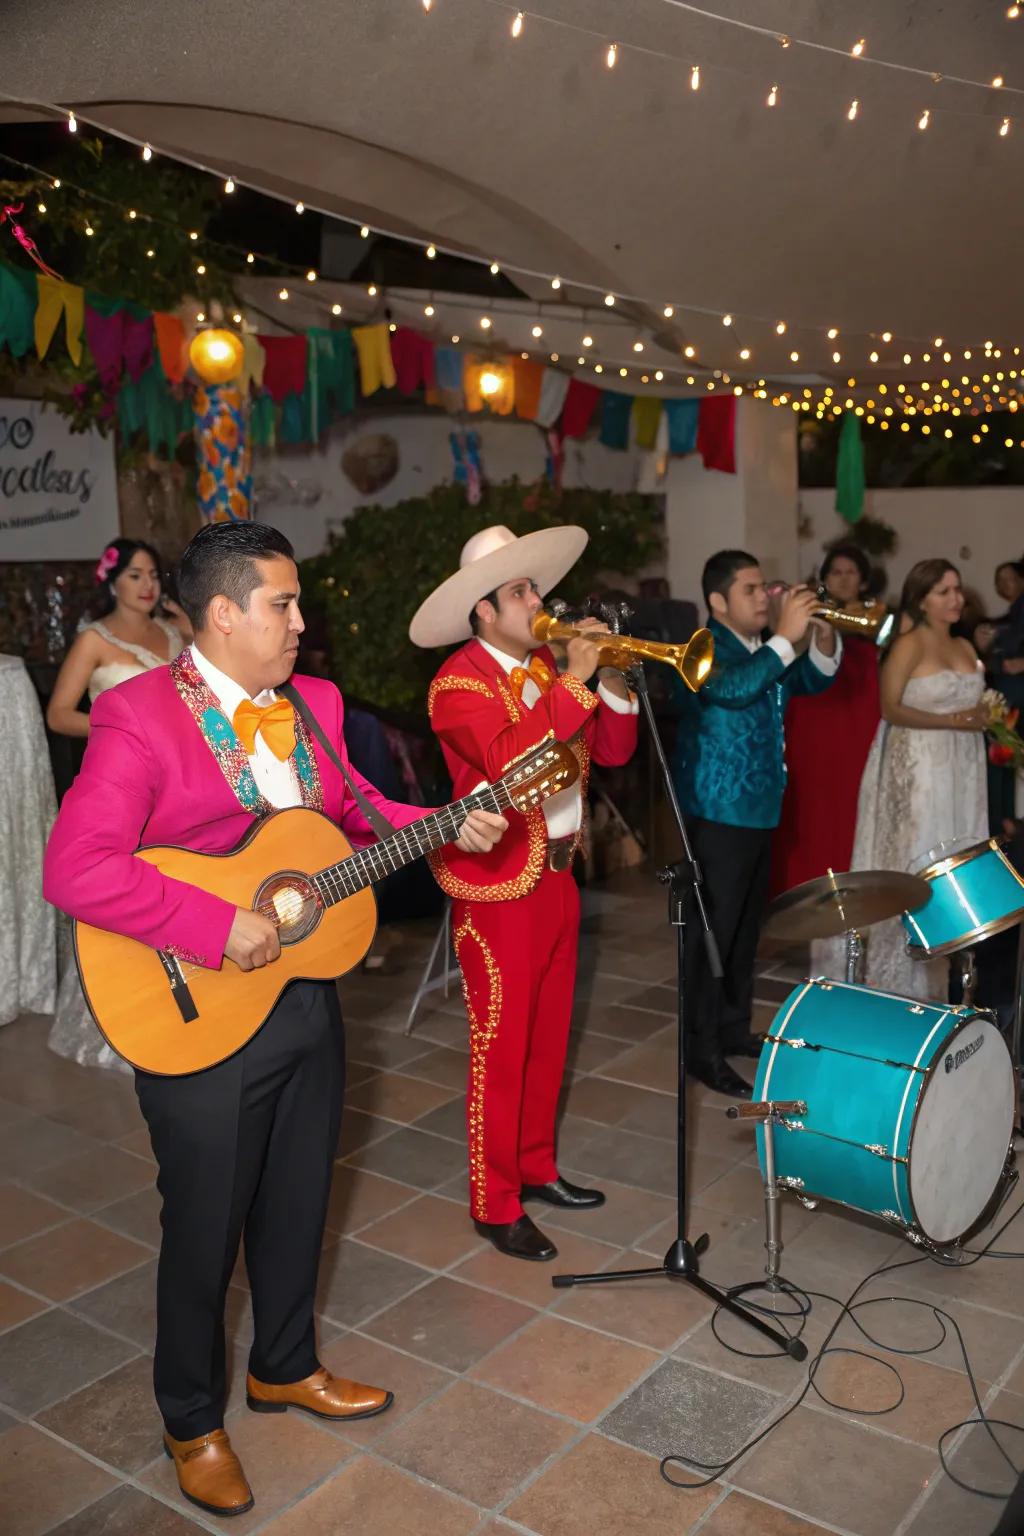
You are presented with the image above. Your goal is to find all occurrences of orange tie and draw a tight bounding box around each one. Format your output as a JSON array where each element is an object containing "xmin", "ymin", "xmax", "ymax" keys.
[
  {"xmin": 232, "ymin": 698, "xmax": 296, "ymax": 761},
  {"xmin": 509, "ymin": 656, "xmax": 553, "ymax": 700}
]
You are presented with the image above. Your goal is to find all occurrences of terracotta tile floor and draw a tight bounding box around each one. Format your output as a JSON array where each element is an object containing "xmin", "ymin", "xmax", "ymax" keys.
[{"xmin": 1, "ymin": 869, "xmax": 1020, "ymax": 1534}]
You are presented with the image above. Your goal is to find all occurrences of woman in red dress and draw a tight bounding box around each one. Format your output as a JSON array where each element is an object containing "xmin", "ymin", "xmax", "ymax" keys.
[{"xmin": 771, "ymin": 544, "xmax": 882, "ymax": 894}]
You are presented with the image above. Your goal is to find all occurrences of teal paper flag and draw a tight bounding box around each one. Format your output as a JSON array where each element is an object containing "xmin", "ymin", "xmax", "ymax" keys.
[{"xmin": 835, "ymin": 411, "xmax": 865, "ymax": 524}]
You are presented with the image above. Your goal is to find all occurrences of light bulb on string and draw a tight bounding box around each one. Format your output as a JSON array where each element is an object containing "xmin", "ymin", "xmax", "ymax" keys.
[
  {"xmin": 490, "ymin": 262, "xmax": 500, "ymax": 274},
  {"xmin": 606, "ymin": 42, "xmax": 618, "ymax": 69},
  {"xmin": 633, "ymin": 341, "xmax": 644, "ymax": 352},
  {"xmin": 619, "ymin": 367, "xmax": 628, "ymax": 378},
  {"xmin": 84, "ymin": 221, "xmax": 94, "ymax": 236},
  {"xmin": 246, "ymin": 252, "xmax": 255, "ymax": 264},
  {"xmin": 279, "ymin": 288, "xmax": 289, "ymax": 301},
  {"xmin": 1001, "ymin": 117, "xmax": 1011, "ymax": 135},
  {"xmin": 306, "ymin": 270, "xmax": 317, "ymax": 282},
  {"xmin": 422, "ymin": 0, "xmax": 432, "ymax": 11},
  {"xmin": 722, "ymin": 314, "xmax": 733, "ymax": 326},
  {"xmin": 511, "ymin": 11, "xmax": 523, "ymax": 38},
  {"xmin": 847, "ymin": 99, "xmax": 859, "ymax": 121},
  {"xmin": 767, "ymin": 83, "xmax": 779, "ymax": 107},
  {"xmin": 851, "ymin": 38, "xmax": 866, "ymax": 57},
  {"xmin": 1010, "ymin": 4, "xmax": 1021, "ymax": 16},
  {"xmin": 424, "ymin": 304, "xmax": 435, "ymax": 317},
  {"xmin": 604, "ymin": 293, "xmax": 615, "ymax": 307},
  {"xmin": 224, "ymin": 177, "xmax": 235, "ymax": 194},
  {"xmin": 532, "ymin": 324, "xmax": 543, "ymax": 338},
  {"xmin": 993, "ymin": 76, "xmax": 1005, "ymax": 88},
  {"xmin": 426, "ymin": 244, "xmax": 436, "ymax": 259},
  {"xmin": 881, "ymin": 331, "xmax": 892, "ymax": 343},
  {"xmin": 827, "ymin": 327, "xmax": 839, "ymax": 339},
  {"xmin": 189, "ymin": 231, "xmax": 198, "ymax": 241},
  {"xmin": 832, "ymin": 351, "xmax": 841, "ymax": 363},
  {"xmin": 551, "ymin": 276, "xmax": 561, "ymax": 290},
  {"xmin": 870, "ymin": 350, "xmax": 879, "ymax": 362},
  {"xmin": 368, "ymin": 283, "xmax": 377, "ymax": 297},
  {"xmin": 295, "ymin": 202, "xmax": 305, "ymax": 214},
  {"xmin": 918, "ymin": 109, "xmax": 930, "ymax": 130},
  {"xmin": 739, "ymin": 347, "xmax": 751, "ymax": 360},
  {"xmin": 360, "ymin": 225, "xmax": 370, "ymax": 238},
  {"xmin": 664, "ymin": 305, "xmax": 674, "ymax": 318},
  {"xmin": 37, "ymin": 202, "xmax": 46, "ymax": 214},
  {"xmin": 684, "ymin": 344, "xmax": 696, "ymax": 358},
  {"xmin": 332, "ymin": 303, "xmax": 343, "ymax": 316},
  {"xmin": 128, "ymin": 209, "xmax": 137, "ymax": 220},
  {"xmin": 52, "ymin": 178, "xmax": 61, "ymax": 189},
  {"xmin": 690, "ymin": 65, "xmax": 700, "ymax": 90},
  {"xmin": 480, "ymin": 316, "xmax": 492, "ymax": 329},
  {"xmin": 790, "ymin": 350, "xmax": 799, "ymax": 362},
  {"xmin": 142, "ymin": 144, "xmax": 152, "ymax": 161},
  {"xmin": 582, "ymin": 335, "xmax": 594, "ymax": 347},
  {"xmin": 196, "ymin": 263, "xmax": 206, "ymax": 275},
  {"xmin": 67, "ymin": 111, "xmax": 78, "ymax": 133},
  {"xmin": 776, "ymin": 320, "xmax": 787, "ymax": 334}
]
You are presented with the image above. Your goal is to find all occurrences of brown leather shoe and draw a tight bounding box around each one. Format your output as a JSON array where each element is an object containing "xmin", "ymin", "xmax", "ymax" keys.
[
  {"xmin": 163, "ymin": 1429, "xmax": 253, "ymax": 1517},
  {"xmin": 246, "ymin": 1365, "xmax": 393, "ymax": 1422}
]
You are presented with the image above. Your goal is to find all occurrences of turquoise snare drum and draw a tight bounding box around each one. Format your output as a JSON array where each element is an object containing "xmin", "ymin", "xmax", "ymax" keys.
[
  {"xmin": 754, "ymin": 979, "xmax": 1014, "ymax": 1245},
  {"xmin": 901, "ymin": 837, "xmax": 1024, "ymax": 958}
]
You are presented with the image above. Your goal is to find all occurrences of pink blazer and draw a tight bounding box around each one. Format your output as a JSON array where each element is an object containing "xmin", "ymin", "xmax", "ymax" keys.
[{"xmin": 43, "ymin": 667, "xmax": 428, "ymax": 971}]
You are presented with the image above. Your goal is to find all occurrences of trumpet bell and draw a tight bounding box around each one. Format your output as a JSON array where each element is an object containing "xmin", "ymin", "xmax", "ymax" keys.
[
  {"xmin": 530, "ymin": 613, "xmax": 715, "ymax": 693},
  {"xmin": 679, "ymin": 627, "xmax": 715, "ymax": 692}
]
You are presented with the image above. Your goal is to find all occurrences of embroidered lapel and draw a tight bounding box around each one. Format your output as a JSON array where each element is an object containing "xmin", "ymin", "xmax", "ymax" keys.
[{"xmin": 170, "ymin": 651, "xmax": 323, "ymax": 814}]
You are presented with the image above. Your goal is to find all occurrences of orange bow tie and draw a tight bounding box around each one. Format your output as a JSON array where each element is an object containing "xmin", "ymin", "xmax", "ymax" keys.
[
  {"xmin": 509, "ymin": 656, "xmax": 553, "ymax": 700},
  {"xmin": 232, "ymin": 697, "xmax": 296, "ymax": 761}
]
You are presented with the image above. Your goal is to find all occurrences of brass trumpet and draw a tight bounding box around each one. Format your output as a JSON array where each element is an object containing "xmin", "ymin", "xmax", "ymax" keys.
[
  {"xmin": 767, "ymin": 583, "xmax": 891, "ymax": 642},
  {"xmin": 531, "ymin": 612, "xmax": 715, "ymax": 693}
]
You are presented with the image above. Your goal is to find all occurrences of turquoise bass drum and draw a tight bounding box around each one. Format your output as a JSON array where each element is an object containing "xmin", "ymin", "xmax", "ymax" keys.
[{"xmin": 753, "ymin": 979, "xmax": 1014, "ymax": 1246}]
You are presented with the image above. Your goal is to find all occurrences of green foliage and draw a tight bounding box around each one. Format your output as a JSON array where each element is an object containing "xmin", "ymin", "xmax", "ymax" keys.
[
  {"xmin": 842, "ymin": 514, "xmax": 898, "ymax": 557},
  {"xmin": 300, "ymin": 478, "xmax": 664, "ymax": 716},
  {"xmin": 0, "ymin": 137, "xmax": 238, "ymax": 312}
]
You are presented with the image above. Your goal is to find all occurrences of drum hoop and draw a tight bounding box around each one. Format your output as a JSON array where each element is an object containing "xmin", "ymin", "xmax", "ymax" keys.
[
  {"xmin": 915, "ymin": 835, "xmax": 1016, "ymax": 885},
  {"xmin": 906, "ymin": 907, "xmax": 1024, "ymax": 959},
  {"xmin": 904, "ymin": 1012, "xmax": 1007, "ymax": 1245}
]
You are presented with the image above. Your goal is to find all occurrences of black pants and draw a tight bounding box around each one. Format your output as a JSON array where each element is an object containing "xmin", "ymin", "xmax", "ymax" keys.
[
  {"xmin": 684, "ymin": 818, "xmax": 773, "ymax": 1061},
  {"xmin": 134, "ymin": 981, "xmax": 344, "ymax": 1440}
]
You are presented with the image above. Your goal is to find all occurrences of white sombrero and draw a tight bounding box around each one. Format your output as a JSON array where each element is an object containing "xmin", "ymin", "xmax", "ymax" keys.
[{"xmin": 409, "ymin": 523, "xmax": 588, "ymax": 648}]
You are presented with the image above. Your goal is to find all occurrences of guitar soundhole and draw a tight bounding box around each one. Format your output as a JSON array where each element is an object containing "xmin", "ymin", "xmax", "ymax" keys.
[{"xmin": 253, "ymin": 873, "xmax": 323, "ymax": 946}]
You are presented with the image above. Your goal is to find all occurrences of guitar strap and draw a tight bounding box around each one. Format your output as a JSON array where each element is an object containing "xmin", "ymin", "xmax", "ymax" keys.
[{"xmin": 280, "ymin": 683, "xmax": 397, "ymax": 841}]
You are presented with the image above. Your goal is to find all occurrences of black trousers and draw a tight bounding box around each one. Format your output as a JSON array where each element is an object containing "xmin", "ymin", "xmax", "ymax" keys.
[
  {"xmin": 134, "ymin": 981, "xmax": 344, "ymax": 1440},
  {"xmin": 683, "ymin": 818, "xmax": 773, "ymax": 1061}
]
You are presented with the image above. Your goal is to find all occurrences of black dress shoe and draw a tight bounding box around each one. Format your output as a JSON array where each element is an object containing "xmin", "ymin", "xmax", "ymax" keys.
[
  {"xmin": 521, "ymin": 1177, "xmax": 606, "ymax": 1209},
  {"xmin": 473, "ymin": 1214, "xmax": 557, "ymax": 1262},
  {"xmin": 690, "ymin": 1056, "xmax": 753, "ymax": 1099},
  {"xmin": 724, "ymin": 1033, "xmax": 765, "ymax": 1060}
]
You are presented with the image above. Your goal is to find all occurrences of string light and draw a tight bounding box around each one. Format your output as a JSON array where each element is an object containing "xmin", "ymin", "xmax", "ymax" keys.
[
  {"xmin": 619, "ymin": 367, "xmax": 628, "ymax": 377},
  {"xmin": 604, "ymin": 293, "xmax": 615, "ymax": 306},
  {"xmin": 52, "ymin": 179, "xmax": 61, "ymax": 189},
  {"xmin": 1001, "ymin": 116, "xmax": 1011, "ymax": 135},
  {"xmin": 512, "ymin": 11, "xmax": 523, "ymax": 38},
  {"xmin": 551, "ymin": 276, "xmax": 561, "ymax": 289},
  {"xmin": 142, "ymin": 144, "xmax": 152, "ymax": 161},
  {"xmin": 233, "ymin": 312, "xmax": 243, "ymax": 324},
  {"xmin": 684, "ymin": 344, "xmax": 696, "ymax": 357},
  {"xmin": 851, "ymin": 38, "xmax": 866, "ymax": 57},
  {"xmin": 84, "ymin": 221, "xmax": 94, "ymax": 236},
  {"xmin": 189, "ymin": 230, "xmax": 198, "ymax": 241},
  {"xmin": 196, "ymin": 311, "xmax": 205, "ymax": 324},
  {"xmin": 827, "ymin": 327, "xmax": 839, "ymax": 339},
  {"xmin": 918, "ymin": 108, "xmax": 930, "ymax": 130},
  {"xmin": 832, "ymin": 351, "xmax": 842, "ymax": 363},
  {"xmin": 582, "ymin": 335, "xmax": 594, "ymax": 347},
  {"xmin": 739, "ymin": 347, "xmax": 751, "ymax": 360},
  {"xmin": 368, "ymin": 283, "xmax": 378, "ymax": 296},
  {"xmin": 655, "ymin": 370, "xmax": 664, "ymax": 381},
  {"xmin": 993, "ymin": 75, "xmax": 1005, "ymax": 88},
  {"xmin": 532, "ymin": 324, "xmax": 543, "ymax": 337},
  {"xmin": 424, "ymin": 303, "xmax": 435, "ymax": 316},
  {"xmin": 481, "ymin": 315, "xmax": 492, "ymax": 328},
  {"xmin": 663, "ymin": 305, "xmax": 674, "ymax": 318},
  {"xmin": 127, "ymin": 208, "xmax": 137, "ymax": 220},
  {"xmin": 606, "ymin": 42, "xmax": 618, "ymax": 69},
  {"xmin": 776, "ymin": 321, "xmax": 787, "ymax": 335},
  {"xmin": 722, "ymin": 314, "xmax": 733, "ymax": 326},
  {"xmin": 306, "ymin": 269, "xmax": 317, "ymax": 282},
  {"xmin": 422, "ymin": 0, "xmax": 432, "ymax": 11},
  {"xmin": 691, "ymin": 65, "xmax": 700, "ymax": 90},
  {"xmin": 767, "ymin": 83, "xmax": 780, "ymax": 107},
  {"xmin": 196, "ymin": 263, "xmax": 206, "ymax": 275},
  {"xmin": 426, "ymin": 244, "xmax": 437, "ymax": 259},
  {"xmin": 848, "ymin": 99, "xmax": 859, "ymax": 121},
  {"xmin": 67, "ymin": 111, "xmax": 77, "ymax": 133},
  {"xmin": 37, "ymin": 201, "xmax": 46, "ymax": 214},
  {"xmin": 145, "ymin": 248, "xmax": 154, "ymax": 258},
  {"xmin": 790, "ymin": 350, "xmax": 799, "ymax": 361},
  {"xmin": 870, "ymin": 350, "xmax": 879, "ymax": 362},
  {"xmin": 279, "ymin": 287, "xmax": 289, "ymax": 300},
  {"xmin": 360, "ymin": 225, "xmax": 370, "ymax": 238},
  {"xmin": 881, "ymin": 331, "xmax": 893, "ymax": 343},
  {"xmin": 1010, "ymin": 5, "xmax": 1021, "ymax": 17},
  {"xmin": 332, "ymin": 302, "xmax": 343, "ymax": 315},
  {"xmin": 246, "ymin": 252, "xmax": 255, "ymax": 264},
  {"xmin": 224, "ymin": 177, "xmax": 235, "ymax": 194},
  {"xmin": 490, "ymin": 262, "xmax": 500, "ymax": 274},
  {"xmin": 295, "ymin": 201, "xmax": 305, "ymax": 214}
]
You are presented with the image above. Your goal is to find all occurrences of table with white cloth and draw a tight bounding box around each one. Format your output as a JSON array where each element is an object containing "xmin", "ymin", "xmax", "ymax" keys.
[{"xmin": 0, "ymin": 654, "xmax": 57, "ymax": 1025}]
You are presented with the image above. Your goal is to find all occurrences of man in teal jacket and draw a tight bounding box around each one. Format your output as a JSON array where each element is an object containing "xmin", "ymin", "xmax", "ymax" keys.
[{"xmin": 673, "ymin": 550, "xmax": 840, "ymax": 1096}]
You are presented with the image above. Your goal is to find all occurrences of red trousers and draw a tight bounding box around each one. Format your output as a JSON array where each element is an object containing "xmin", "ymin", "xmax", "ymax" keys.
[{"xmin": 452, "ymin": 866, "xmax": 580, "ymax": 1224}]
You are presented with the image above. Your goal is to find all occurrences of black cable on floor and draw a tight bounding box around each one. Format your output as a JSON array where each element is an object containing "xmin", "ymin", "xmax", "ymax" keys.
[{"xmin": 659, "ymin": 1191, "xmax": 1024, "ymax": 1505}]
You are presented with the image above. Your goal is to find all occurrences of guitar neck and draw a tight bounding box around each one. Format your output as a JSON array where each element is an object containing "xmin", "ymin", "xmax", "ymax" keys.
[{"xmin": 312, "ymin": 781, "xmax": 512, "ymax": 906}]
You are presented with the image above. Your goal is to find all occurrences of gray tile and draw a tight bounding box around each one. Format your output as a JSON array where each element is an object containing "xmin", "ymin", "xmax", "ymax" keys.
[
  {"xmin": 93, "ymin": 1185, "xmax": 163, "ymax": 1248},
  {"xmin": 344, "ymin": 1127, "xmax": 468, "ymax": 1190},
  {"xmin": 47, "ymin": 1484, "xmax": 203, "ymax": 1535},
  {"xmin": 600, "ymin": 1357, "xmax": 779, "ymax": 1466},
  {"xmin": 315, "ymin": 1237, "xmax": 429, "ymax": 1327},
  {"xmin": 0, "ymin": 1307, "xmax": 138, "ymax": 1415},
  {"xmin": 37, "ymin": 1355, "xmax": 162, "ymax": 1473},
  {"xmin": 70, "ymin": 1258, "xmax": 158, "ymax": 1347},
  {"xmin": 345, "ymin": 1025, "xmax": 435, "ymax": 1070},
  {"xmin": 336, "ymin": 1107, "xmax": 392, "ymax": 1159},
  {"xmin": 568, "ymin": 1124, "xmax": 676, "ymax": 1196},
  {"xmin": 413, "ymin": 1097, "xmax": 467, "ymax": 1144},
  {"xmin": 0, "ymin": 1116, "xmax": 98, "ymax": 1178}
]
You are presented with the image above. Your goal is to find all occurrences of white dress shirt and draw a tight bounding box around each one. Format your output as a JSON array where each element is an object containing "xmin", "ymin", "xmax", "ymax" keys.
[
  {"xmin": 190, "ymin": 645, "xmax": 302, "ymax": 809},
  {"xmin": 479, "ymin": 639, "xmax": 639, "ymax": 838},
  {"xmin": 728, "ymin": 627, "xmax": 843, "ymax": 676}
]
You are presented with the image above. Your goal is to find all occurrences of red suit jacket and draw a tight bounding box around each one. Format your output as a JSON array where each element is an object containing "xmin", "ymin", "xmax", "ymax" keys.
[
  {"xmin": 427, "ymin": 640, "xmax": 638, "ymax": 901},
  {"xmin": 43, "ymin": 661, "xmax": 428, "ymax": 972}
]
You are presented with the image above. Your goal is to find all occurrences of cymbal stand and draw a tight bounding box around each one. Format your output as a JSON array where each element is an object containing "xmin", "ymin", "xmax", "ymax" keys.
[{"xmin": 844, "ymin": 930, "xmax": 864, "ymax": 986}]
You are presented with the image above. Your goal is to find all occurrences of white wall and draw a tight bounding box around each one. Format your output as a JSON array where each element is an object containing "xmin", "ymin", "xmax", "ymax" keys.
[
  {"xmin": 799, "ymin": 486, "xmax": 1024, "ymax": 608},
  {"xmin": 255, "ymin": 411, "xmax": 644, "ymax": 562}
]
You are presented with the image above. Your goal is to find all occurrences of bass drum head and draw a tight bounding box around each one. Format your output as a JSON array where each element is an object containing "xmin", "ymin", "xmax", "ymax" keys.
[{"xmin": 909, "ymin": 1016, "xmax": 1014, "ymax": 1245}]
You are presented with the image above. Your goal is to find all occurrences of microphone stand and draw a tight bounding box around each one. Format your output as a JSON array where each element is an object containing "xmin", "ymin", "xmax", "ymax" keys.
[{"xmin": 552, "ymin": 660, "xmax": 807, "ymax": 1362}]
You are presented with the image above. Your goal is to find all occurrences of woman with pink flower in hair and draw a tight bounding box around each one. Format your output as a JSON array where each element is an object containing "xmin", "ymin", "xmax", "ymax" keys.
[{"xmin": 46, "ymin": 538, "xmax": 186, "ymax": 1066}]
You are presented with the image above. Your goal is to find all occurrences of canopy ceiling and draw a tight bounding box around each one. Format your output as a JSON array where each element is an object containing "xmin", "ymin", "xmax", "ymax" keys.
[{"xmin": 1, "ymin": 0, "xmax": 1022, "ymax": 393}]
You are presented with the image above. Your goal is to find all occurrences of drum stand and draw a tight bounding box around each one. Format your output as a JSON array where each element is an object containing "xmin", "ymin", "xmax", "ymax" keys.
[
  {"xmin": 844, "ymin": 929, "xmax": 864, "ymax": 985},
  {"xmin": 725, "ymin": 1099, "xmax": 808, "ymax": 1291}
]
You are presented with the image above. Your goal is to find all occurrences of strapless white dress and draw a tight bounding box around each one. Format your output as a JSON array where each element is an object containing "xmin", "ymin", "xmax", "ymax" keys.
[
  {"xmin": 49, "ymin": 619, "xmax": 183, "ymax": 1071},
  {"xmin": 816, "ymin": 668, "xmax": 988, "ymax": 1001}
]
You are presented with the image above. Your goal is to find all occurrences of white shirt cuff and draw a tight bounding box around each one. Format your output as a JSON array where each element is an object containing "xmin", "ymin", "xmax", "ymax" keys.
[
  {"xmin": 597, "ymin": 678, "xmax": 639, "ymax": 715},
  {"xmin": 810, "ymin": 632, "xmax": 843, "ymax": 675},
  {"xmin": 766, "ymin": 635, "xmax": 796, "ymax": 668}
]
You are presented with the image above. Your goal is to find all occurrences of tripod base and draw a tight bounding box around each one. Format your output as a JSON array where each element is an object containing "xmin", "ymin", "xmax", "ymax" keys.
[{"xmin": 553, "ymin": 1237, "xmax": 809, "ymax": 1362}]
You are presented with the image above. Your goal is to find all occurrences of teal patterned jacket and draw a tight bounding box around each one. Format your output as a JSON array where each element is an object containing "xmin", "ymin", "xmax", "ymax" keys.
[{"xmin": 671, "ymin": 618, "xmax": 837, "ymax": 829}]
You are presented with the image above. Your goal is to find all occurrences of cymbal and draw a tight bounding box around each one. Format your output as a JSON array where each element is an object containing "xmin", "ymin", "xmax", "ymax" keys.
[{"xmin": 762, "ymin": 869, "xmax": 931, "ymax": 942}]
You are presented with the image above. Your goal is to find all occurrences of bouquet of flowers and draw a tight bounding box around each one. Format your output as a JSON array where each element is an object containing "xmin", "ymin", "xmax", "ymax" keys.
[{"xmin": 983, "ymin": 689, "xmax": 1024, "ymax": 769}]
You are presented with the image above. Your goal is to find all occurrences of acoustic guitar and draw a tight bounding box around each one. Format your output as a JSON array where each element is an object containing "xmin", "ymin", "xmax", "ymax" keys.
[{"xmin": 75, "ymin": 736, "xmax": 578, "ymax": 1076}]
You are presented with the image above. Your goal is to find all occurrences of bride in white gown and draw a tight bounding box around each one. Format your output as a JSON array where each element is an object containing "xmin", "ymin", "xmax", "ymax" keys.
[
  {"xmin": 46, "ymin": 538, "xmax": 187, "ymax": 1070},
  {"xmin": 819, "ymin": 559, "xmax": 989, "ymax": 1001}
]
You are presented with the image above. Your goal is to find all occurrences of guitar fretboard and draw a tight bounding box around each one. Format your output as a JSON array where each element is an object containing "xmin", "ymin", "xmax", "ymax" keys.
[{"xmin": 312, "ymin": 781, "xmax": 513, "ymax": 906}]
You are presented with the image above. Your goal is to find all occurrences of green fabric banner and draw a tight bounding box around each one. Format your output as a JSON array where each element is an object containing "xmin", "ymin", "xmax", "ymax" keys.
[{"xmin": 835, "ymin": 410, "xmax": 865, "ymax": 523}]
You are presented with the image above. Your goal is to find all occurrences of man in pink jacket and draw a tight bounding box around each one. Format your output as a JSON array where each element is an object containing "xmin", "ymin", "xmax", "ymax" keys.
[{"xmin": 44, "ymin": 522, "xmax": 505, "ymax": 1519}]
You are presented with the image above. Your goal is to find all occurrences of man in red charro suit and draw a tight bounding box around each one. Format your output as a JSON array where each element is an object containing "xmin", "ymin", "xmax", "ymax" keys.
[{"xmin": 409, "ymin": 524, "xmax": 638, "ymax": 1260}]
